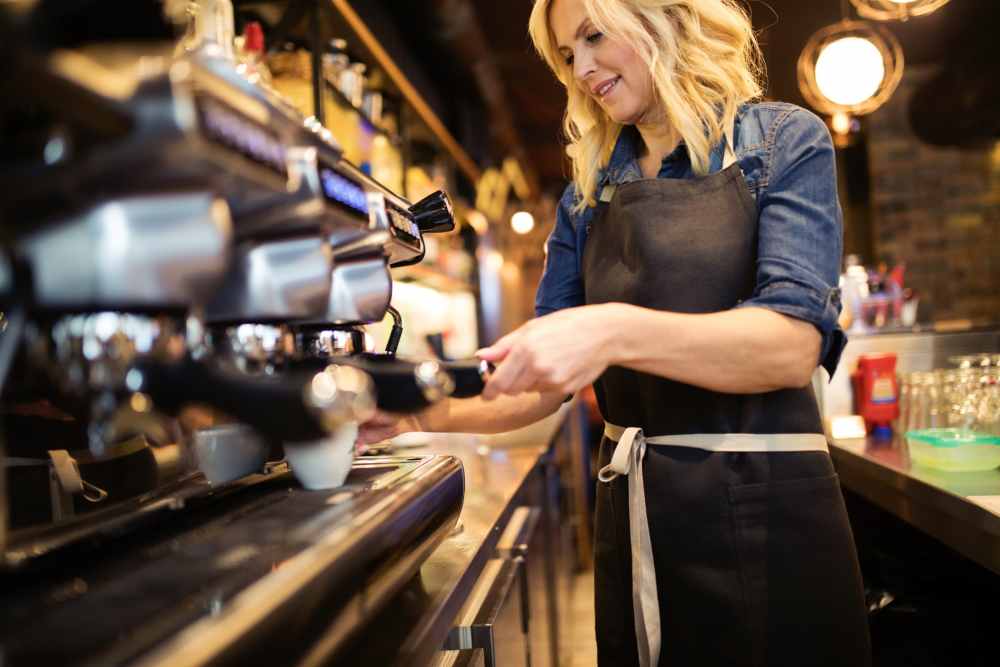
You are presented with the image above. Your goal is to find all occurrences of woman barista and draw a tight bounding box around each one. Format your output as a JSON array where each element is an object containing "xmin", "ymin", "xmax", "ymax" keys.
[{"xmin": 360, "ymin": 0, "xmax": 871, "ymax": 664}]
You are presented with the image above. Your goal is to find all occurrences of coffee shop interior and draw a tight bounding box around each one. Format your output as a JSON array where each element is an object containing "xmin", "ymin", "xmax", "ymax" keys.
[{"xmin": 0, "ymin": 0, "xmax": 998, "ymax": 665}]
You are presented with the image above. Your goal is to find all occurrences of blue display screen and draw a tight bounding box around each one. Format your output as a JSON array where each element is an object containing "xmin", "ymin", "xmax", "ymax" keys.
[
  {"xmin": 198, "ymin": 97, "xmax": 287, "ymax": 176},
  {"xmin": 319, "ymin": 168, "xmax": 369, "ymax": 216}
]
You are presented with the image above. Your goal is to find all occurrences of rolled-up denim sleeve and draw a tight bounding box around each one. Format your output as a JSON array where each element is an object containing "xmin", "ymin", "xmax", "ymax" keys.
[
  {"xmin": 736, "ymin": 108, "xmax": 847, "ymax": 377},
  {"xmin": 535, "ymin": 186, "xmax": 585, "ymax": 317}
]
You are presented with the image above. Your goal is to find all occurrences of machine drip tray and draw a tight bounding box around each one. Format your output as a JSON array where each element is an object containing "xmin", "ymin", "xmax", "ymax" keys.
[{"xmin": 0, "ymin": 455, "xmax": 464, "ymax": 667}]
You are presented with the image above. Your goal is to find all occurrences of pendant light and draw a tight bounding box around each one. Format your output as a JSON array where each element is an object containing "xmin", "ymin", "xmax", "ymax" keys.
[
  {"xmin": 797, "ymin": 12, "xmax": 903, "ymax": 117},
  {"xmin": 510, "ymin": 211, "xmax": 535, "ymax": 235},
  {"xmin": 848, "ymin": 0, "xmax": 950, "ymax": 22}
]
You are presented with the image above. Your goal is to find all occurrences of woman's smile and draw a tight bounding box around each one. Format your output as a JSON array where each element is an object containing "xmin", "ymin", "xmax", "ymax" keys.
[{"xmin": 593, "ymin": 75, "xmax": 621, "ymax": 100}]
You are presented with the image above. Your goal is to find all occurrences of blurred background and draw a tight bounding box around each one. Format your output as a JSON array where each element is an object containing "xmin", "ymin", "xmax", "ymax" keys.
[
  {"xmin": 2, "ymin": 3, "xmax": 999, "ymax": 666},
  {"xmin": 7, "ymin": 0, "xmax": 997, "ymax": 345}
]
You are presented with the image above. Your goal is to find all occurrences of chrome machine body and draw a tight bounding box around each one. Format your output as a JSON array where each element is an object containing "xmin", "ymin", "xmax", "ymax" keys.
[
  {"xmin": 0, "ymin": 38, "xmax": 387, "ymax": 551},
  {"xmin": 0, "ymin": 4, "xmax": 473, "ymax": 665}
]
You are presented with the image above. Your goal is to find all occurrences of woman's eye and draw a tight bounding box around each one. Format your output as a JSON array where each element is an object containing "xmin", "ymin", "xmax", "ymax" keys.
[{"xmin": 562, "ymin": 31, "xmax": 601, "ymax": 66}]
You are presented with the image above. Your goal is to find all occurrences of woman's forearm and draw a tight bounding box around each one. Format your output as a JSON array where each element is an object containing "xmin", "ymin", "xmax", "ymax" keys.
[
  {"xmin": 609, "ymin": 304, "xmax": 820, "ymax": 393},
  {"xmin": 418, "ymin": 391, "xmax": 565, "ymax": 434}
]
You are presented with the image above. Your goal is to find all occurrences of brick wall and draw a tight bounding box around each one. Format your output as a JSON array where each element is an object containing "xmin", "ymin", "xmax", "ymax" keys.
[{"xmin": 866, "ymin": 65, "xmax": 1000, "ymax": 323}]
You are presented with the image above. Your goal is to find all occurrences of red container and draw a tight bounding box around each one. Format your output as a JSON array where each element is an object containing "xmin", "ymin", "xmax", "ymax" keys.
[{"xmin": 852, "ymin": 353, "xmax": 899, "ymax": 436}]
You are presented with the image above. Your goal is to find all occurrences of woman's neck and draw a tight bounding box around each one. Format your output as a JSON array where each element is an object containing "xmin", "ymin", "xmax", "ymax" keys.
[{"xmin": 634, "ymin": 109, "xmax": 680, "ymax": 178}]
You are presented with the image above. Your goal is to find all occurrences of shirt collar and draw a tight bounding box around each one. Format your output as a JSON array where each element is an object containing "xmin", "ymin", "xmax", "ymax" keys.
[
  {"xmin": 598, "ymin": 125, "xmax": 643, "ymax": 188},
  {"xmin": 597, "ymin": 125, "xmax": 693, "ymax": 187},
  {"xmin": 595, "ymin": 103, "xmax": 749, "ymax": 188}
]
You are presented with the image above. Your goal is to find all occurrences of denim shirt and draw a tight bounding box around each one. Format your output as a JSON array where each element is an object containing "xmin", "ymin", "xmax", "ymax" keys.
[{"xmin": 535, "ymin": 101, "xmax": 847, "ymax": 377}]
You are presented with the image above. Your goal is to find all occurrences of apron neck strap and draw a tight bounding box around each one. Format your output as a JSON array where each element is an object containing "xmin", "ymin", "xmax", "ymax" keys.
[{"xmin": 722, "ymin": 113, "xmax": 737, "ymax": 170}]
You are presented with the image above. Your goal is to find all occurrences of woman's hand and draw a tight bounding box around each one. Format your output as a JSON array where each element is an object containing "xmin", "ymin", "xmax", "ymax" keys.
[
  {"xmin": 477, "ymin": 304, "xmax": 618, "ymax": 400},
  {"xmin": 355, "ymin": 410, "xmax": 423, "ymax": 449}
]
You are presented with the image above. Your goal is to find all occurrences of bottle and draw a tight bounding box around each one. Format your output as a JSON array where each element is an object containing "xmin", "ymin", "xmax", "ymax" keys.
[
  {"xmin": 841, "ymin": 254, "xmax": 870, "ymax": 333},
  {"xmin": 854, "ymin": 353, "xmax": 900, "ymax": 438},
  {"xmin": 183, "ymin": 0, "xmax": 237, "ymax": 61},
  {"xmin": 322, "ymin": 38, "xmax": 350, "ymax": 91},
  {"xmin": 237, "ymin": 21, "xmax": 272, "ymax": 86}
]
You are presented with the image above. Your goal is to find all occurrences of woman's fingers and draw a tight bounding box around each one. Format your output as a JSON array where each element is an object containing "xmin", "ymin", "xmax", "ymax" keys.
[
  {"xmin": 481, "ymin": 344, "xmax": 530, "ymax": 400},
  {"xmin": 505, "ymin": 349, "xmax": 544, "ymax": 395},
  {"xmin": 355, "ymin": 409, "xmax": 405, "ymax": 445},
  {"xmin": 478, "ymin": 306, "xmax": 612, "ymax": 399},
  {"xmin": 356, "ymin": 423, "xmax": 398, "ymax": 446},
  {"xmin": 476, "ymin": 333, "xmax": 515, "ymax": 363}
]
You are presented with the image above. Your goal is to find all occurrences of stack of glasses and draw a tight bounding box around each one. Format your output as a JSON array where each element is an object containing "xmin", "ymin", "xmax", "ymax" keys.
[{"xmin": 897, "ymin": 354, "xmax": 1000, "ymax": 471}]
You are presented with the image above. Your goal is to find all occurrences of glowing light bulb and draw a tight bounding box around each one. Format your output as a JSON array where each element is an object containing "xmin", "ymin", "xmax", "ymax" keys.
[
  {"xmin": 510, "ymin": 211, "xmax": 535, "ymax": 235},
  {"xmin": 815, "ymin": 36, "xmax": 885, "ymax": 107},
  {"xmin": 831, "ymin": 111, "xmax": 852, "ymax": 135}
]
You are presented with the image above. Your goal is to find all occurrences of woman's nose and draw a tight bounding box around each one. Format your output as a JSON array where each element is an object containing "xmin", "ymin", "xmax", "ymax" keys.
[{"xmin": 573, "ymin": 51, "xmax": 595, "ymax": 83}]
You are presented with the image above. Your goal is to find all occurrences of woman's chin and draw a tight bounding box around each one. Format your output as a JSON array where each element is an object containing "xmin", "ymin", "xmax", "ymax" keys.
[{"xmin": 603, "ymin": 104, "xmax": 645, "ymax": 126}]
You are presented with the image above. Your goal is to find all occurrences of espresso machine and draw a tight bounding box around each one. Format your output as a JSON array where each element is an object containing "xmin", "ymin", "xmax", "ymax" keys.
[
  {"xmin": 0, "ymin": 33, "xmax": 381, "ymax": 537},
  {"xmin": 0, "ymin": 4, "xmax": 478, "ymax": 664}
]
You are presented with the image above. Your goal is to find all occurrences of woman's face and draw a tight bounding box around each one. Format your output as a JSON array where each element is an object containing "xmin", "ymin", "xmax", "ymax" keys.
[{"xmin": 550, "ymin": 0, "xmax": 655, "ymax": 125}]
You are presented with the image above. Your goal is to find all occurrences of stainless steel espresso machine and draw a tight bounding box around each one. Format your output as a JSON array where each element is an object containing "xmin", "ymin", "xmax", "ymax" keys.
[{"xmin": 0, "ymin": 4, "xmax": 484, "ymax": 665}]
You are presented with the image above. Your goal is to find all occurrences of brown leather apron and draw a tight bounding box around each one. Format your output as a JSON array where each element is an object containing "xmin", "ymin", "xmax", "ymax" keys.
[{"xmin": 581, "ymin": 127, "xmax": 871, "ymax": 667}]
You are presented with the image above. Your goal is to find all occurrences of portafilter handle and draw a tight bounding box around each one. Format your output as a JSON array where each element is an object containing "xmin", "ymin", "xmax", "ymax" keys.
[
  {"xmin": 442, "ymin": 358, "xmax": 496, "ymax": 398},
  {"xmin": 292, "ymin": 354, "xmax": 454, "ymax": 413},
  {"xmin": 127, "ymin": 357, "xmax": 375, "ymax": 444},
  {"xmin": 331, "ymin": 354, "xmax": 496, "ymax": 407},
  {"xmin": 409, "ymin": 190, "xmax": 455, "ymax": 235}
]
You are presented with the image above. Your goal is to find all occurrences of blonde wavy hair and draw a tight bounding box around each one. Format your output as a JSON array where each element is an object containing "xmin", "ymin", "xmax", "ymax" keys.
[{"xmin": 528, "ymin": 0, "xmax": 765, "ymax": 211}]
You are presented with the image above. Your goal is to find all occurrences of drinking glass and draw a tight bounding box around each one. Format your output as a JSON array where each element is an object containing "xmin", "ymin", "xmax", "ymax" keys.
[
  {"xmin": 907, "ymin": 372, "xmax": 932, "ymax": 431},
  {"xmin": 896, "ymin": 372, "xmax": 912, "ymax": 433}
]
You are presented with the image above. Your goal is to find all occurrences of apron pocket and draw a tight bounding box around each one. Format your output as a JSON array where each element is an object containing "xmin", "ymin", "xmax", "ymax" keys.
[
  {"xmin": 728, "ymin": 473, "xmax": 871, "ymax": 667},
  {"xmin": 728, "ymin": 472, "xmax": 841, "ymax": 504}
]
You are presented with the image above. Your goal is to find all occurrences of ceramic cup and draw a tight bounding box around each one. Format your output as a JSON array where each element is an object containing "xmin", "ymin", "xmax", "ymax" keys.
[
  {"xmin": 284, "ymin": 422, "xmax": 359, "ymax": 490},
  {"xmin": 192, "ymin": 424, "xmax": 268, "ymax": 485}
]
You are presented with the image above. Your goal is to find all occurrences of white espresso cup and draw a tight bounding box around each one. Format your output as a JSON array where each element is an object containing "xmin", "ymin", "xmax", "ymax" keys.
[
  {"xmin": 192, "ymin": 424, "xmax": 268, "ymax": 485},
  {"xmin": 284, "ymin": 422, "xmax": 359, "ymax": 490}
]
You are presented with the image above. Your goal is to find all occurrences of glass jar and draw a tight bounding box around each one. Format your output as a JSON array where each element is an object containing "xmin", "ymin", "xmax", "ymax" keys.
[
  {"xmin": 907, "ymin": 372, "xmax": 930, "ymax": 431},
  {"xmin": 975, "ymin": 368, "xmax": 999, "ymax": 436},
  {"xmin": 947, "ymin": 368, "xmax": 980, "ymax": 431},
  {"xmin": 896, "ymin": 372, "xmax": 912, "ymax": 433}
]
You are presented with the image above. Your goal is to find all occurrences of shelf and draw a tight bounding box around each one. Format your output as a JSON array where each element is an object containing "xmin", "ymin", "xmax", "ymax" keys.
[
  {"xmin": 323, "ymin": 76, "xmax": 401, "ymax": 145},
  {"xmin": 326, "ymin": 1, "xmax": 481, "ymax": 186},
  {"xmin": 238, "ymin": 0, "xmax": 481, "ymax": 187}
]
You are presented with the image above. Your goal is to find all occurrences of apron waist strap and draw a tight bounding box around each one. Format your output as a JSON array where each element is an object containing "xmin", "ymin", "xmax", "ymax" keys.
[
  {"xmin": 602, "ymin": 422, "xmax": 828, "ymax": 458},
  {"xmin": 597, "ymin": 422, "xmax": 830, "ymax": 667}
]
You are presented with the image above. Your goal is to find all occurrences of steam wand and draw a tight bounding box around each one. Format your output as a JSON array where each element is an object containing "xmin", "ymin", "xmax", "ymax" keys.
[{"xmin": 384, "ymin": 304, "xmax": 403, "ymax": 357}]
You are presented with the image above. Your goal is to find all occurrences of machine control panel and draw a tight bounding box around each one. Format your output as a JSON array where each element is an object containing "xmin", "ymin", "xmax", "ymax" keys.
[
  {"xmin": 318, "ymin": 165, "xmax": 370, "ymax": 219},
  {"xmin": 195, "ymin": 95, "xmax": 288, "ymax": 178},
  {"xmin": 315, "ymin": 156, "xmax": 424, "ymax": 265}
]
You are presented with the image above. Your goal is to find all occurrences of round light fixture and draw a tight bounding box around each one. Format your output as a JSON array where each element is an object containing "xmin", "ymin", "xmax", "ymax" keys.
[
  {"xmin": 848, "ymin": 0, "xmax": 950, "ymax": 22},
  {"xmin": 815, "ymin": 36, "xmax": 885, "ymax": 106},
  {"xmin": 510, "ymin": 211, "xmax": 535, "ymax": 235},
  {"xmin": 798, "ymin": 20, "xmax": 903, "ymax": 116}
]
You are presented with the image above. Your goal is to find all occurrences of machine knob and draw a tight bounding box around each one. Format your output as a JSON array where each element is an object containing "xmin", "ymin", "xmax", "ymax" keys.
[{"xmin": 409, "ymin": 190, "xmax": 455, "ymax": 234}]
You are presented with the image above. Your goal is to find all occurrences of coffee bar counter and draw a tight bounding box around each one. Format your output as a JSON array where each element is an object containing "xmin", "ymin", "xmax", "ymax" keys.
[
  {"xmin": 0, "ymin": 405, "xmax": 579, "ymax": 667},
  {"xmin": 829, "ymin": 435, "xmax": 1000, "ymax": 575},
  {"xmin": 335, "ymin": 404, "xmax": 580, "ymax": 667}
]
